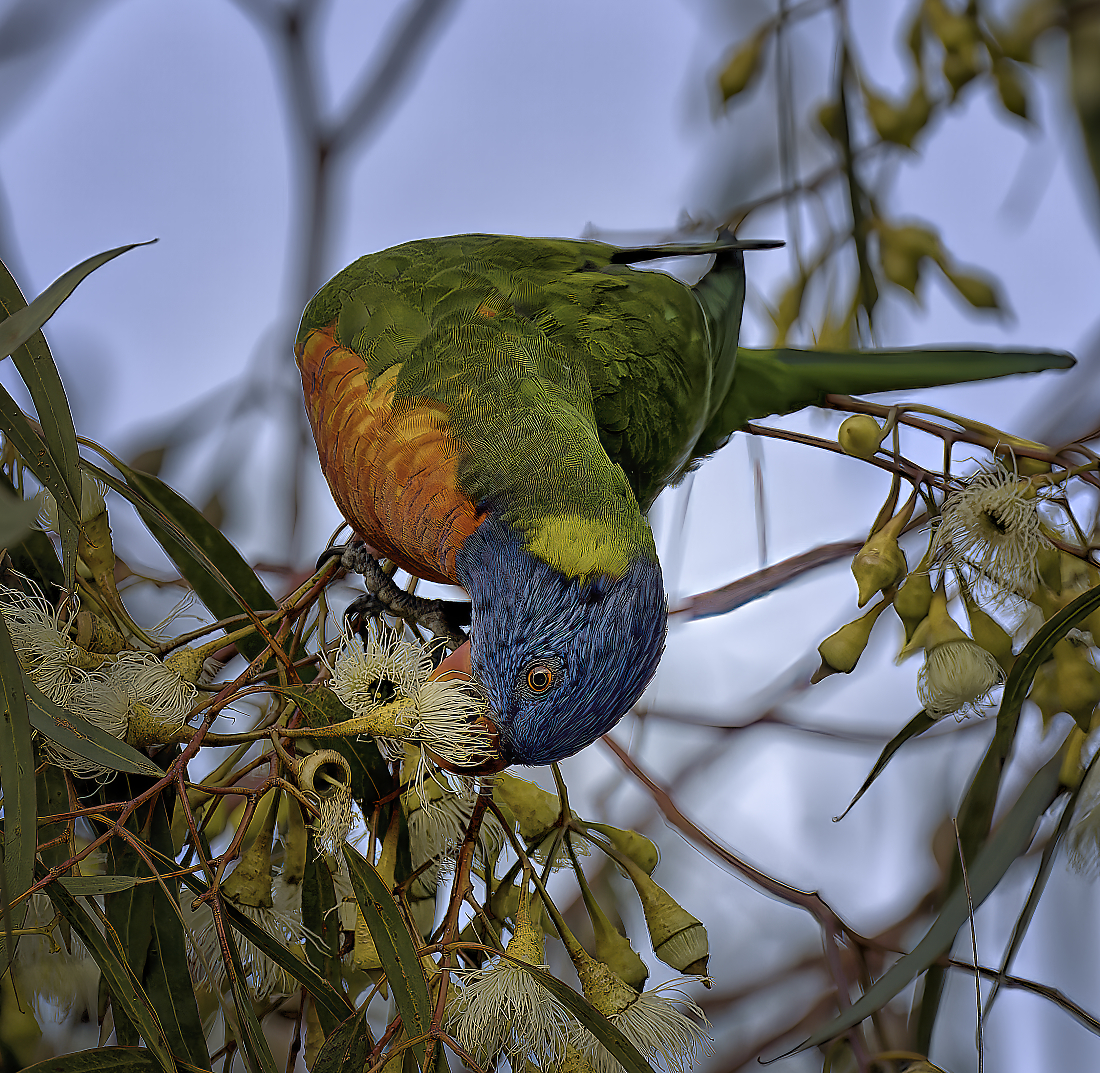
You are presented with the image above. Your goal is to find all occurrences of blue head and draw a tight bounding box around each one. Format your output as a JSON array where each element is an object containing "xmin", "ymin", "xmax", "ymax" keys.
[{"xmin": 454, "ymin": 516, "xmax": 667, "ymax": 767}]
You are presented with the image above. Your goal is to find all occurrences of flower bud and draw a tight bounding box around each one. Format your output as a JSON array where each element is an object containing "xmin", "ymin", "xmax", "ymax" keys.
[
  {"xmin": 812, "ymin": 598, "xmax": 890, "ymax": 683},
  {"xmin": 838, "ymin": 415, "xmax": 886, "ymax": 459},
  {"xmin": 585, "ymin": 822, "xmax": 659, "ymax": 875},
  {"xmin": 894, "ymin": 568, "xmax": 933, "ymax": 643},
  {"xmin": 897, "ymin": 587, "xmax": 969, "ymax": 662},
  {"xmin": 851, "ymin": 529, "xmax": 907, "ymax": 607},
  {"xmin": 164, "ymin": 645, "xmax": 205, "ymax": 684},
  {"xmin": 493, "ymin": 773, "xmax": 564, "ymax": 843},
  {"xmin": 72, "ymin": 610, "xmax": 125, "ymax": 655},
  {"xmin": 576, "ymin": 861, "xmax": 648, "ymax": 990},
  {"xmin": 962, "ymin": 593, "xmax": 1015, "ymax": 674},
  {"xmin": 618, "ymin": 855, "xmax": 708, "ymax": 978},
  {"xmin": 1060, "ymin": 726, "xmax": 1088, "ymax": 790},
  {"xmin": 994, "ymin": 441, "xmax": 1052, "ymax": 477}
]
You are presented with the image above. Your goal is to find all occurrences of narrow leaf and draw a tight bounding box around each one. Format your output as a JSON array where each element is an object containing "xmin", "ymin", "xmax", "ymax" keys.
[
  {"xmin": 23, "ymin": 673, "xmax": 164, "ymax": 778},
  {"xmin": 95, "ymin": 460, "xmax": 274, "ymax": 662},
  {"xmin": 343, "ymin": 844, "xmax": 433, "ymax": 1070},
  {"xmin": 0, "ymin": 614, "xmax": 35, "ymax": 972},
  {"xmin": 0, "ymin": 243, "xmax": 154, "ymax": 361},
  {"xmin": 834, "ymin": 710, "xmax": 937, "ymax": 821},
  {"xmin": 311, "ymin": 1009, "xmax": 373, "ymax": 1073},
  {"xmin": 223, "ymin": 899, "xmax": 355, "ymax": 1025},
  {"xmin": 217, "ymin": 908, "xmax": 281, "ymax": 1073},
  {"xmin": 784, "ymin": 754, "xmax": 1062, "ymax": 1055},
  {"xmin": 44, "ymin": 871, "xmax": 177, "ymax": 1073},
  {"xmin": 302, "ymin": 836, "xmax": 347, "ymax": 1038},
  {"xmin": 18, "ymin": 1047, "xmax": 164, "ymax": 1073},
  {"xmin": 59, "ymin": 875, "xmax": 142, "ymax": 895},
  {"xmin": 0, "ymin": 486, "xmax": 42, "ymax": 547}
]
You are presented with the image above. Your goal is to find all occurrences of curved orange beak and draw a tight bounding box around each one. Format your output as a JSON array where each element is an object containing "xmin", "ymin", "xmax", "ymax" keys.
[
  {"xmin": 429, "ymin": 640, "xmax": 473, "ymax": 682},
  {"xmin": 427, "ymin": 641, "xmax": 508, "ymax": 774}
]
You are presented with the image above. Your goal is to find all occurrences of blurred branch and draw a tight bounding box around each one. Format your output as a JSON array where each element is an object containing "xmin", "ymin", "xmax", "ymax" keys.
[{"xmin": 671, "ymin": 538, "xmax": 862, "ymax": 620}]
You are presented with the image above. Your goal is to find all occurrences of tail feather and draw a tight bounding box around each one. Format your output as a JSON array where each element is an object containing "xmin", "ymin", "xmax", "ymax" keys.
[{"xmin": 695, "ymin": 345, "xmax": 1076, "ymax": 459}]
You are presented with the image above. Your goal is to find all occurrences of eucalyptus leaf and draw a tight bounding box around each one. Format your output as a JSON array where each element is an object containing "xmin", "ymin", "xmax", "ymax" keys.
[
  {"xmin": 834, "ymin": 710, "xmax": 937, "ymax": 821},
  {"xmin": 343, "ymin": 843, "xmax": 433, "ymax": 1070},
  {"xmin": 0, "ymin": 486, "xmax": 42, "ymax": 547},
  {"xmin": 0, "ymin": 242, "xmax": 155, "ymax": 362},
  {"xmin": 58, "ymin": 875, "xmax": 142, "ymax": 895},
  {"xmin": 88, "ymin": 460, "xmax": 275, "ymax": 663},
  {"xmin": 785, "ymin": 754, "xmax": 1062, "ymax": 1055},
  {"xmin": 44, "ymin": 871, "xmax": 177, "ymax": 1073},
  {"xmin": 0, "ymin": 614, "xmax": 35, "ymax": 973}
]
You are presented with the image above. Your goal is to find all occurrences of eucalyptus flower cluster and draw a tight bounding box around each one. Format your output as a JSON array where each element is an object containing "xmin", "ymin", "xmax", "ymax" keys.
[{"xmin": 0, "ymin": 578, "xmax": 202, "ymax": 778}]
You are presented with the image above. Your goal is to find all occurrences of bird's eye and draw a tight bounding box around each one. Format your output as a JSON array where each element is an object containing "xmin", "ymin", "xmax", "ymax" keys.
[{"xmin": 526, "ymin": 664, "xmax": 554, "ymax": 693}]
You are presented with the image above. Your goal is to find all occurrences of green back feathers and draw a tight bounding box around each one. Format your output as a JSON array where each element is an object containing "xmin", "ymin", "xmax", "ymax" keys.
[{"xmin": 298, "ymin": 235, "xmax": 742, "ymax": 576}]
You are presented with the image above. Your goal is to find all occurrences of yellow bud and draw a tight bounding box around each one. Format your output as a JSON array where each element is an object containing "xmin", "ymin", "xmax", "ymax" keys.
[
  {"xmin": 584, "ymin": 822, "xmax": 659, "ymax": 875},
  {"xmin": 838, "ymin": 415, "xmax": 885, "ymax": 459},
  {"xmin": 897, "ymin": 587, "xmax": 969, "ymax": 662},
  {"xmin": 718, "ymin": 28, "xmax": 767, "ymax": 101},
  {"xmin": 962, "ymin": 594, "xmax": 1015, "ymax": 674},
  {"xmin": 851, "ymin": 530, "xmax": 907, "ymax": 607},
  {"xmin": 164, "ymin": 646, "xmax": 205, "ymax": 685},
  {"xmin": 580, "ymin": 878, "xmax": 648, "ymax": 990},
  {"xmin": 72, "ymin": 610, "xmax": 125, "ymax": 655},
  {"xmin": 812, "ymin": 598, "xmax": 890, "ymax": 683},
  {"xmin": 1036, "ymin": 543, "xmax": 1062, "ymax": 595},
  {"xmin": 222, "ymin": 789, "xmax": 279, "ymax": 909},
  {"xmin": 493, "ymin": 773, "xmax": 565, "ymax": 843},
  {"xmin": 894, "ymin": 569, "xmax": 934, "ymax": 643},
  {"xmin": 619, "ymin": 855, "xmax": 708, "ymax": 978},
  {"xmin": 994, "ymin": 441, "xmax": 1051, "ymax": 476}
]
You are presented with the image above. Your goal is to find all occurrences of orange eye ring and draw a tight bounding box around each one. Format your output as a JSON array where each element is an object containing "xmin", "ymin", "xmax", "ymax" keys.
[{"xmin": 527, "ymin": 665, "xmax": 554, "ymax": 693}]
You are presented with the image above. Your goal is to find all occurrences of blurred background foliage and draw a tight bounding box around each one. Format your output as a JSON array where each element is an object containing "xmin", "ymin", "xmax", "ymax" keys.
[{"xmin": 2, "ymin": 0, "xmax": 1100, "ymax": 1071}]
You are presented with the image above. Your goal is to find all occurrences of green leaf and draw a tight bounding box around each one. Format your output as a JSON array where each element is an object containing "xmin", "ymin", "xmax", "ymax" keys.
[
  {"xmin": 217, "ymin": 906, "xmax": 281, "ymax": 1073},
  {"xmin": 18, "ymin": 1047, "xmax": 166, "ymax": 1073},
  {"xmin": 504, "ymin": 957, "xmax": 652, "ymax": 1073},
  {"xmin": 0, "ymin": 381, "xmax": 78, "ymax": 586},
  {"xmin": 834, "ymin": 710, "xmax": 937, "ymax": 821},
  {"xmin": 343, "ymin": 843, "xmax": 433, "ymax": 1070},
  {"xmin": 916, "ymin": 581, "xmax": 1100, "ymax": 1048},
  {"xmin": 0, "ymin": 243, "xmax": 154, "ymax": 362},
  {"xmin": 311, "ymin": 1010, "xmax": 373, "ymax": 1073},
  {"xmin": 22, "ymin": 673, "xmax": 164, "ymax": 778},
  {"xmin": 784, "ymin": 754, "xmax": 1062, "ymax": 1056},
  {"xmin": 222, "ymin": 899, "xmax": 355, "ymax": 1026},
  {"xmin": 0, "ymin": 248, "xmax": 153, "ymax": 590},
  {"xmin": 104, "ymin": 766, "xmax": 210, "ymax": 1069},
  {"xmin": 301, "ymin": 837, "xmax": 347, "ymax": 1038},
  {"xmin": 90, "ymin": 460, "xmax": 275, "ymax": 663},
  {"xmin": 59, "ymin": 875, "xmax": 142, "ymax": 895},
  {"xmin": 0, "ymin": 614, "xmax": 36, "ymax": 974},
  {"xmin": 43, "ymin": 870, "xmax": 177, "ymax": 1073},
  {"xmin": 0, "ymin": 486, "xmax": 42, "ymax": 547}
]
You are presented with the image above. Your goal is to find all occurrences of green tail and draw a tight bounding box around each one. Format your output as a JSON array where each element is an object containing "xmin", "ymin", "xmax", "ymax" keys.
[{"xmin": 697, "ymin": 345, "xmax": 1076, "ymax": 457}]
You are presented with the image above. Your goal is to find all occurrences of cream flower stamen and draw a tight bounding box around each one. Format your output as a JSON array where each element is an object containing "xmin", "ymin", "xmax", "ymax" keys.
[
  {"xmin": 917, "ymin": 639, "xmax": 1004, "ymax": 718},
  {"xmin": 0, "ymin": 580, "xmax": 90, "ymax": 702},
  {"xmin": 931, "ymin": 463, "xmax": 1049, "ymax": 595},
  {"xmin": 447, "ymin": 893, "xmax": 573, "ymax": 1067},
  {"xmin": 327, "ymin": 625, "xmax": 495, "ymax": 767}
]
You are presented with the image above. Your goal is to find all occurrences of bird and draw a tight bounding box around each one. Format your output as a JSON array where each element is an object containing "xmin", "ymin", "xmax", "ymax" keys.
[{"xmin": 295, "ymin": 233, "xmax": 1072, "ymax": 768}]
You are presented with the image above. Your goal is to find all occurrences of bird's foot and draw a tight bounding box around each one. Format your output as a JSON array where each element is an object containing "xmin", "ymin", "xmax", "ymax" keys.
[{"xmin": 339, "ymin": 541, "xmax": 470, "ymax": 650}]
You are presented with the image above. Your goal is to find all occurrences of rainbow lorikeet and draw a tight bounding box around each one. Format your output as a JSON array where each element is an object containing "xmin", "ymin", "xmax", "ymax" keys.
[{"xmin": 296, "ymin": 234, "xmax": 1071, "ymax": 768}]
